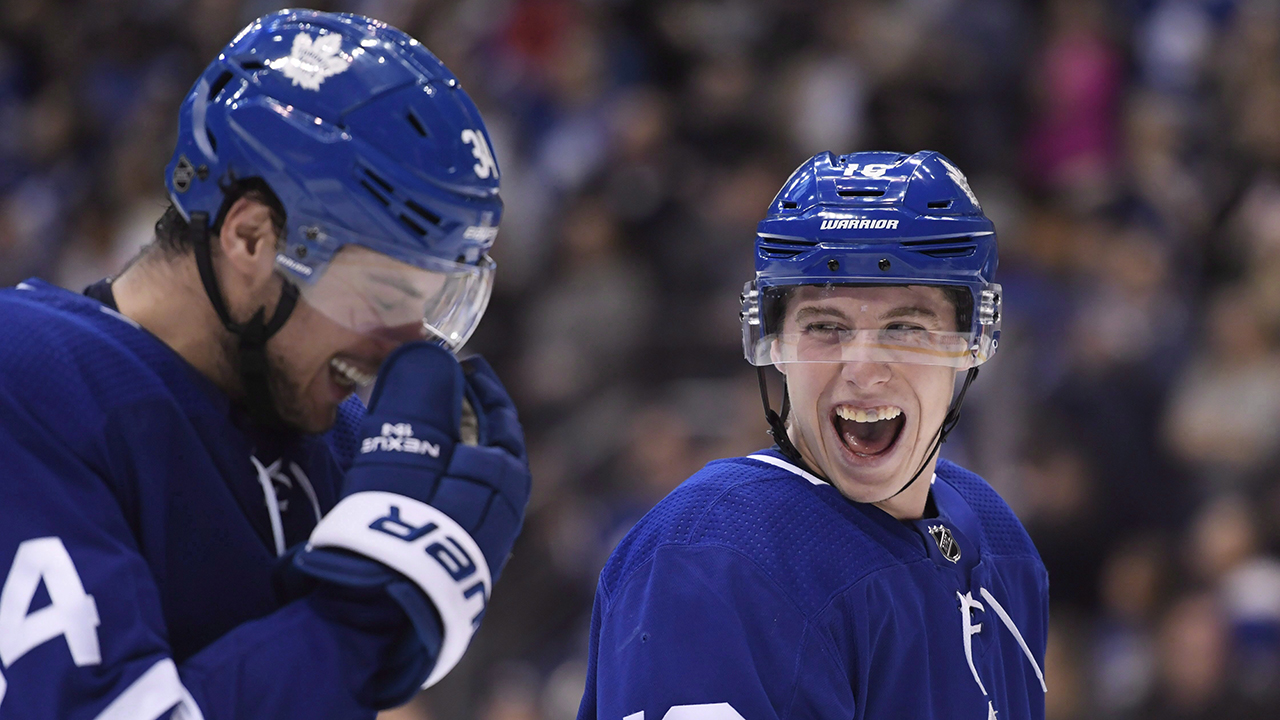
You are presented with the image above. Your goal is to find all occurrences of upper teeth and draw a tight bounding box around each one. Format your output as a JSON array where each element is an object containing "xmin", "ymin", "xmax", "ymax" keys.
[
  {"xmin": 331, "ymin": 358, "xmax": 375, "ymax": 387},
  {"xmin": 836, "ymin": 405, "xmax": 902, "ymax": 423}
]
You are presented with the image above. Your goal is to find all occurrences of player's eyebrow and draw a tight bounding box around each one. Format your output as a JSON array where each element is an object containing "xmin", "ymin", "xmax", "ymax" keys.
[
  {"xmin": 880, "ymin": 306, "xmax": 940, "ymax": 321},
  {"xmin": 792, "ymin": 305, "xmax": 851, "ymax": 322},
  {"xmin": 369, "ymin": 272, "xmax": 424, "ymax": 299}
]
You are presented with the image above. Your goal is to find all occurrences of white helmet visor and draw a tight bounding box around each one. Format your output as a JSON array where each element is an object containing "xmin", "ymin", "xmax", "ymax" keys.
[
  {"xmin": 284, "ymin": 244, "xmax": 494, "ymax": 351},
  {"xmin": 742, "ymin": 281, "xmax": 1001, "ymax": 369}
]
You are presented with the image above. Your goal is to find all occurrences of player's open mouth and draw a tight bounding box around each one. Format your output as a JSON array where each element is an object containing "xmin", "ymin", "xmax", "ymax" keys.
[
  {"xmin": 832, "ymin": 404, "xmax": 905, "ymax": 457},
  {"xmin": 329, "ymin": 357, "xmax": 376, "ymax": 391}
]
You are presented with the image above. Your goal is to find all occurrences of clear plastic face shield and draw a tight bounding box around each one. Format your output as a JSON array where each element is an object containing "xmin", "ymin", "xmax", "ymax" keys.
[
  {"xmin": 282, "ymin": 243, "xmax": 495, "ymax": 351},
  {"xmin": 741, "ymin": 281, "xmax": 1001, "ymax": 369}
]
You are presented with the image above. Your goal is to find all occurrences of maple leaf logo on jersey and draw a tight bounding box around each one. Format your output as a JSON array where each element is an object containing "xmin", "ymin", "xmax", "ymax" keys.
[{"xmin": 276, "ymin": 32, "xmax": 349, "ymax": 90}]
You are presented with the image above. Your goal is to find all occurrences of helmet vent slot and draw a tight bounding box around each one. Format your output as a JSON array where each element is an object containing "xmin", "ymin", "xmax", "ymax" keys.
[
  {"xmin": 404, "ymin": 198, "xmax": 441, "ymax": 226},
  {"xmin": 837, "ymin": 190, "xmax": 885, "ymax": 198},
  {"xmin": 918, "ymin": 246, "xmax": 976, "ymax": 258},
  {"xmin": 208, "ymin": 71, "xmax": 234, "ymax": 102},
  {"xmin": 927, "ymin": 200, "xmax": 953, "ymax": 209},
  {"xmin": 239, "ymin": 60, "xmax": 265, "ymax": 71},
  {"xmin": 780, "ymin": 201, "xmax": 798, "ymax": 209},
  {"xmin": 359, "ymin": 180, "xmax": 390, "ymax": 206},
  {"xmin": 363, "ymin": 169, "xmax": 395, "ymax": 194},
  {"xmin": 901, "ymin": 235, "xmax": 976, "ymax": 259},
  {"xmin": 406, "ymin": 110, "xmax": 429, "ymax": 138},
  {"xmin": 759, "ymin": 235, "xmax": 818, "ymax": 259},
  {"xmin": 399, "ymin": 213, "xmax": 427, "ymax": 236}
]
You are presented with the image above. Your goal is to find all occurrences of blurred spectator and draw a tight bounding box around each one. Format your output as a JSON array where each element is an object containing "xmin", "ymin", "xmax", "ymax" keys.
[
  {"xmin": 1135, "ymin": 592, "xmax": 1266, "ymax": 720},
  {"xmin": 1163, "ymin": 287, "xmax": 1280, "ymax": 490},
  {"xmin": 1093, "ymin": 536, "xmax": 1168, "ymax": 717}
]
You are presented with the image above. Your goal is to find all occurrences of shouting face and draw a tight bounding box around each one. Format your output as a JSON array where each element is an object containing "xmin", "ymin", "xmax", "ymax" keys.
[{"xmin": 777, "ymin": 285, "xmax": 963, "ymax": 513}]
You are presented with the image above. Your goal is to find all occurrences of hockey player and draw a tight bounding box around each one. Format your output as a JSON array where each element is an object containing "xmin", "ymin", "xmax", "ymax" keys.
[
  {"xmin": 579, "ymin": 151, "xmax": 1048, "ymax": 719},
  {"xmin": 0, "ymin": 10, "xmax": 529, "ymax": 719}
]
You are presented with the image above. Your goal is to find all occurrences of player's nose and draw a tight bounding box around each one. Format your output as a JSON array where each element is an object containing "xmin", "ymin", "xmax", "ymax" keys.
[{"xmin": 840, "ymin": 360, "xmax": 892, "ymax": 389}]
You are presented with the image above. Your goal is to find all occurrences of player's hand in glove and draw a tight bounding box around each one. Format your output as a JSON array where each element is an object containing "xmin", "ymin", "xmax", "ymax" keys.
[{"xmin": 293, "ymin": 341, "xmax": 530, "ymax": 699}]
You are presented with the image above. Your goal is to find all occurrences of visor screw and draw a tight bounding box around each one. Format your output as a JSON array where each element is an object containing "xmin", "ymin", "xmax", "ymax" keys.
[
  {"xmin": 878, "ymin": 258, "xmax": 891, "ymax": 271},
  {"xmin": 196, "ymin": 165, "xmax": 209, "ymax": 180},
  {"xmin": 446, "ymin": 78, "xmax": 458, "ymax": 88},
  {"xmin": 303, "ymin": 226, "xmax": 319, "ymax": 241},
  {"xmin": 828, "ymin": 259, "xmax": 840, "ymax": 271},
  {"xmin": 294, "ymin": 244, "xmax": 308, "ymax": 258}
]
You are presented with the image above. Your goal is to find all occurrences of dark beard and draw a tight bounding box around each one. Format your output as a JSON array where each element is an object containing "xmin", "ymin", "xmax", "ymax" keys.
[
  {"xmin": 263, "ymin": 344, "xmax": 332, "ymax": 434},
  {"xmin": 224, "ymin": 336, "xmax": 324, "ymax": 434}
]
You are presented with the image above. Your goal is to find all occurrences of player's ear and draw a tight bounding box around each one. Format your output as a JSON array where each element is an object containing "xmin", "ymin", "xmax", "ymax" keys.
[{"xmin": 216, "ymin": 196, "xmax": 280, "ymax": 289}]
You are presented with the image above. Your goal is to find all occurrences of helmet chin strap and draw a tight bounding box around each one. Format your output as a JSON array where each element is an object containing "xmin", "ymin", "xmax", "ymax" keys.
[
  {"xmin": 188, "ymin": 211, "xmax": 300, "ymax": 428},
  {"xmin": 879, "ymin": 366, "xmax": 979, "ymax": 502},
  {"xmin": 757, "ymin": 366, "xmax": 817, "ymax": 475},
  {"xmin": 756, "ymin": 365, "xmax": 980, "ymax": 504}
]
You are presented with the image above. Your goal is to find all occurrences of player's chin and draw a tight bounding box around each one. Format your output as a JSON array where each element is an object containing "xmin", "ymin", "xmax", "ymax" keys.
[{"xmin": 282, "ymin": 374, "xmax": 348, "ymax": 434}]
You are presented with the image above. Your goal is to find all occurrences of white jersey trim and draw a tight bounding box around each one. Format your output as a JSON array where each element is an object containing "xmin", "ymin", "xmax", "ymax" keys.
[
  {"xmin": 746, "ymin": 454, "xmax": 828, "ymax": 486},
  {"xmin": 747, "ymin": 454, "xmax": 940, "ymax": 493},
  {"xmin": 980, "ymin": 587, "xmax": 1047, "ymax": 692},
  {"xmin": 250, "ymin": 456, "xmax": 287, "ymax": 557},
  {"xmin": 92, "ymin": 658, "xmax": 204, "ymax": 720}
]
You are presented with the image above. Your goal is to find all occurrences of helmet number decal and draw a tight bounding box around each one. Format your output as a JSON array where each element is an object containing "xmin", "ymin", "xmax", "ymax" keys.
[
  {"xmin": 842, "ymin": 163, "xmax": 892, "ymax": 178},
  {"xmin": 461, "ymin": 129, "xmax": 498, "ymax": 179}
]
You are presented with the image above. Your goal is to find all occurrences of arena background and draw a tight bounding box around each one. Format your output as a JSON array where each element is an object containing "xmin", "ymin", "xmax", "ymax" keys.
[{"xmin": 3, "ymin": 0, "xmax": 1280, "ymax": 718}]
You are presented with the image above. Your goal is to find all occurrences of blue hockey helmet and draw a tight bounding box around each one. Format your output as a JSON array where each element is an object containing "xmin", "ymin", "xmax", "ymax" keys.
[
  {"xmin": 164, "ymin": 9, "xmax": 502, "ymax": 350},
  {"xmin": 741, "ymin": 150, "xmax": 1001, "ymax": 369}
]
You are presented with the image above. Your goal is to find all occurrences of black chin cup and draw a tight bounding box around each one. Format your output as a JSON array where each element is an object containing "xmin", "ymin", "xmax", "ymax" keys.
[
  {"xmin": 188, "ymin": 211, "xmax": 300, "ymax": 427},
  {"xmin": 755, "ymin": 364, "xmax": 980, "ymax": 503}
]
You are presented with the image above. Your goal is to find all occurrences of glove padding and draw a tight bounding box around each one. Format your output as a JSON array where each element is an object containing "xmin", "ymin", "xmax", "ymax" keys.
[{"xmin": 294, "ymin": 341, "xmax": 530, "ymax": 695}]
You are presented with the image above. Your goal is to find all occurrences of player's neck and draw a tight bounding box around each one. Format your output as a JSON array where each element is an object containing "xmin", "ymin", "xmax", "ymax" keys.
[
  {"xmin": 112, "ymin": 251, "xmax": 240, "ymax": 394},
  {"xmin": 872, "ymin": 468, "xmax": 934, "ymax": 521}
]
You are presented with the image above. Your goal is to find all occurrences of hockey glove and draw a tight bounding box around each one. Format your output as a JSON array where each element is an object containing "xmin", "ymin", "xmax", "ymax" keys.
[{"xmin": 294, "ymin": 341, "xmax": 530, "ymax": 692}]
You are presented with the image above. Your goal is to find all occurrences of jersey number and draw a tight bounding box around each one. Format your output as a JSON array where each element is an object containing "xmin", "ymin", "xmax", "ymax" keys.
[
  {"xmin": 0, "ymin": 537, "xmax": 101, "ymax": 705},
  {"xmin": 625, "ymin": 704, "xmax": 747, "ymax": 720}
]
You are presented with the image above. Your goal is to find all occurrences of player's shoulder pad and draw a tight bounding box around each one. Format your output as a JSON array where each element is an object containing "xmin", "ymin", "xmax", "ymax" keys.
[
  {"xmin": 935, "ymin": 458, "xmax": 1042, "ymax": 561},
  {"xmin": 601, "ymin": 453, "xmax": 903, "ymax": 616}
]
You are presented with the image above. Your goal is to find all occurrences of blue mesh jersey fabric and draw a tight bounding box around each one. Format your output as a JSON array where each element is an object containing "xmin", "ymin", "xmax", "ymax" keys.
[
  {"xmin": 599, "ymin": 452, "xmax": 912, "ymax": 617},
  {"xmin": 598, "ymin": 451, "xmax": 1040, "ymax": 617},
  {"xmin": 934, "ymin": 457, "xmax": 1043, "ymax": 561},
  {"xmin": 584, "ymin": 452, "xmax": 1049, "ymax": 719}
]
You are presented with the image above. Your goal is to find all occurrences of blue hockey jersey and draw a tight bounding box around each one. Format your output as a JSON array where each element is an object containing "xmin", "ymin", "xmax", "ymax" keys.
[
  {"xmin": 0, "ymin": 279, "xmax": 399, "ymax": 719},
  {"xmin": 579, "ymin": 449, "xmax": 1049, "ymax": 720}
]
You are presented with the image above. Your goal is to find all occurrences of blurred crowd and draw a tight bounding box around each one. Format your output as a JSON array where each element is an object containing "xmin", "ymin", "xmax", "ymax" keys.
[{"xmin": 4, "ymin": 0, "xmax": 1280, "ymax": 718}]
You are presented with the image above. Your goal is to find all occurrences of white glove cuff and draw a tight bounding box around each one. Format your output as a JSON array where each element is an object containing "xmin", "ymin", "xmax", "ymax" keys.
[{"xmin": 307, "ymin": 491, "xmax": 492, "ymax": 688}]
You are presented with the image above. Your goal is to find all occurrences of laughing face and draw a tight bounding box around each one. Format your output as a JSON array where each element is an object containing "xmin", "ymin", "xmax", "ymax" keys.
[
  {"xmin": 777, "ymin": 285, "xmax": 963, "ymax": 514},
  {"xmin": 260, "ymin": 246, "xmax": 431, "ymax": 433}
]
